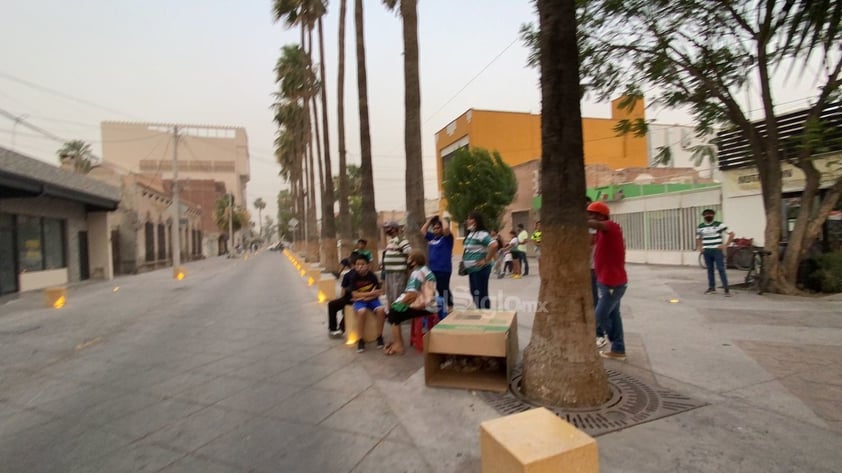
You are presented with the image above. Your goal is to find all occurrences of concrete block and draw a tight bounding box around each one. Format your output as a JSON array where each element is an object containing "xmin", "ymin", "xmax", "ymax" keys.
[
  {"xmin": 480, "ymin": 407, "xmax": 598, "ymax": 473},
  {"xmin": 44, "ymin": 286, "xmax": 67, "ymax": 309},
  {"xmin": 344, "ymin": 305, "xmax": 380, "ymax": 343},
  {"xmin": 316, "ymin": 277, "xmax": 337, "ymax": 303}
]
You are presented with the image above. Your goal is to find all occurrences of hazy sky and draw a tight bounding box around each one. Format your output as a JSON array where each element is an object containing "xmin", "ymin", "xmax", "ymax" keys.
[{"xmin": 0, "ymin": 1, "xmax": 822, "ymax": 222}]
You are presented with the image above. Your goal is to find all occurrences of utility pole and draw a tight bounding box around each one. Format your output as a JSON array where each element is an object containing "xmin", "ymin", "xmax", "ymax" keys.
[
  {"xmin": 171, "ymin": 126, "xmax": 181, "ymax": 270},
  {"xmin": 228, "ymin": 193, "xmax": 234, "ymax": 257}
]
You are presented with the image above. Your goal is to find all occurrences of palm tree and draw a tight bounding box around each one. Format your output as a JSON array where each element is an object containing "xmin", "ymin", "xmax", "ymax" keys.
[
  {"xmin": 317, "ymin": 15, "xmax": 339, "ymax": 273},
  {"xmin": 520, "ymin": 0, "xmax": 609, "ymax": 407},
  {"xmin": 354, "ymin": 0, "xmax": 379, "ymax": 257},
  {"xmin": 57, "ymin": 140, "xmax": 97, "ymax": 174},
  {"xmin": 383, "ymin": 0, "xmax": 425, "ymax": 251},
  {"xmin": 253, "ymin": 197, "xmax": 266, "ymax": 236},
  {"xmin": 336, "ymin": 0, "xmax": 352, "ymax": 257}
]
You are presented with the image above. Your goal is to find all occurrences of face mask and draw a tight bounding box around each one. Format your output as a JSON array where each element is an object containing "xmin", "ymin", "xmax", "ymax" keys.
[{"xmin": 704, "ymin": 216, "xmax": 714, "ymax": 223}]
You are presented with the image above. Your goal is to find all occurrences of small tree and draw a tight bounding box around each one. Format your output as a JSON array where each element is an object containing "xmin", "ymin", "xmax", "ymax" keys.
[
  {"xmin": 442, "ymin": 147, "xmax": 517, "ymax": 230},
  {"xmin": 57, "ymin": 140, "xmax": 98, "ymax": 174},
  {"xmin": 214, "ymin": 196, "xmax": 249, "ymax": 235},
  {"xmin": 253, "ymin": 197, "xmax": 266, "ymax": 235}
]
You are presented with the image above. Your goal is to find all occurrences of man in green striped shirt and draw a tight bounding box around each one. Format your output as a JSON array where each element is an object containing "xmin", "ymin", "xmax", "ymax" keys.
[{"xmin": 696, "ymin": 209, "xmax": 735, "ymax": 296}]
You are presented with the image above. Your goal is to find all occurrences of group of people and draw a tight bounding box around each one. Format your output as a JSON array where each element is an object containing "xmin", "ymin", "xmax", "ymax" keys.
[
  {"xmin": 326, "ymin": 218, "xmax": 454, "ymax": 355},
  {"xmin": 322, "ymin": 200, "xmax": 739, "ymax": 364},
  {"xmin": 491, "ymin": 223, "xmax": 542, "ymax": 279}
]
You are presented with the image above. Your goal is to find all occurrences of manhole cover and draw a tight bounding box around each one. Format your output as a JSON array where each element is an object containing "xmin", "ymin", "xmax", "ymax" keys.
[{"xmin": 478, "ymin": 368, "xmax": 706, "ymax": 437}]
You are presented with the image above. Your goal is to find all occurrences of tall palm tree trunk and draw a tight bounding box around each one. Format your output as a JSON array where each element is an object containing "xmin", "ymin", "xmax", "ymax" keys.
[
  {"xmin": 337, "ymin": 0, "xmax": 352, "ymax": 255},
  {"xmin": 520, "ymin": 0, "xmax": 609, "ymax": 407},
  {"xmin": 318, "ymin": 16, "xmax": 339, "ymax": 273},
  {"xmin": 399, "ymin": 0, "xmax": 426, "ymax": 251},
  {"xmin": 355, "ymin": 0, "xmax": 379, "ymax": 259}
]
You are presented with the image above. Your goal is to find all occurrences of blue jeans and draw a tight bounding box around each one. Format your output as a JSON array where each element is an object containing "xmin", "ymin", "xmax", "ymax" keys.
[
  {"xmin": 591, "ymin": 270, "xmax": 605, "ymax": 338},
  {"xmin": 468, "ymin": 265, "xmax": 492, "ymax": 309},
  {"xmin": 703, "ymin": 249, "xmax": 729, "ymax": 290},
  {"xmin": 595, "ymin": 283, "xmax": 627, "ymax": 354}
]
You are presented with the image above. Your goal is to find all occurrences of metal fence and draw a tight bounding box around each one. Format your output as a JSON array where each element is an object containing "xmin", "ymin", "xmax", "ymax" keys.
[{"xmin": 613, "ymin": 204, "xmax": 722, "ymax": 252}]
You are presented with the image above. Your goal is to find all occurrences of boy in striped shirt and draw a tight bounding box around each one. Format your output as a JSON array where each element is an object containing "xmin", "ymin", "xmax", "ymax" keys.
[{"xmin": 696, "ymin": 209, "xmax": 735, "ymax": 296}]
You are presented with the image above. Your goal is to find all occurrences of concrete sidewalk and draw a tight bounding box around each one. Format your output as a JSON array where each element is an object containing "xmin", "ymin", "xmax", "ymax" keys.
[
  {"xmin": 375, "ymin": 260, "xmax": 842, "ymax": 472},
  {"xmin": 0, "ymin": 253, "xmax": 839, "ymax": 472}
]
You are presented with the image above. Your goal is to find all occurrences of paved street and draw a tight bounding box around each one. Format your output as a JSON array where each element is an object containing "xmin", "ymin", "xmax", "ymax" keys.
[{"xmin": 1, "ymin": 251, "xmax": 841, "ymax": 472}]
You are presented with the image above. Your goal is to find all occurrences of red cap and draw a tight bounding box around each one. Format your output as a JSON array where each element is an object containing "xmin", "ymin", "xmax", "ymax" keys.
[{"xmin": 587, "ymin": 201, "xmax": 610, "ymax": 216}]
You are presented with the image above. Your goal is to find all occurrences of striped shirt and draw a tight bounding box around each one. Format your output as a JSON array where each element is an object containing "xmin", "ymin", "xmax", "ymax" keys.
[
  {"xmin": 463, "ymin": 230, "xmax": 494, "ymax": 273},
  {"xmin": 383, "ymin": 237, "xmax": 411, "ymax": 271},
  {"xmin": 696, "ymin": 221, "xmax": 728, "ymax": 249},
  {"xmin": 406, "ymin": 266, "xmax": 439, "ymax": 313}
]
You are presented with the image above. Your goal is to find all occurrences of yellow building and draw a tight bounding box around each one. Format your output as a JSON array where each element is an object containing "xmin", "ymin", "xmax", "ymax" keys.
[{"xmin": 434, "ymin": 97, "xmax": 648, "ymax": 191}]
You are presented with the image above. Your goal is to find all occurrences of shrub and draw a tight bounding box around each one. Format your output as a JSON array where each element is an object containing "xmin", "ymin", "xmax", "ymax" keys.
[{"xmin": 807, "ymin": 251, "xmax": 842, "ymax": 293}]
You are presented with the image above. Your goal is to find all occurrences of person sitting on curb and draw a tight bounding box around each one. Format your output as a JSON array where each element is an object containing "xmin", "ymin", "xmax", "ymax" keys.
[
  {"xmin": 348, "ymin": 255, "xmax": 386, "ymax": 353},
  {"xmin": 327, "ymin": 255, "xmax": 358, "ymax": 339},
  {"xmin": 383, "ymin": 250, "xmax": 439, "ymax": 356}
]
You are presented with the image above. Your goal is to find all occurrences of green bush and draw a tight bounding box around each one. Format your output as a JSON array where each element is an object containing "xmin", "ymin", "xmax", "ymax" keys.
[{"xmin": 807, "ymin": 251, "xmax": 842, "ymax": 293}]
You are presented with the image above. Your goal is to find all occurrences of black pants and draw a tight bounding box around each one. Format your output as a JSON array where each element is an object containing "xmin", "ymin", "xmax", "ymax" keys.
[
  {"xmin": 388, "ymin": 307, "xmax": 432, "ymax": 325},
  {"xmin": 327, "ymin": 296, "xmax": 351, "ymax": 331},
  {"xmin": 432, "ymin": 270, "xmax": 453, "ymax": 309}
]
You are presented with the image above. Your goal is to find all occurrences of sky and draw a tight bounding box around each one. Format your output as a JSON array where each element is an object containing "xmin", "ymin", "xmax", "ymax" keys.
[{"xmin": 0, "ymin": 0, "xmax": 823, "ymax": 223}]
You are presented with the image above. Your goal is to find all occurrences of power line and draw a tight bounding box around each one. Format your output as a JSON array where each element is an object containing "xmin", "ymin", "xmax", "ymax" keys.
[{"xmin": 0, "ymin": 70, "xmax": 141, "ymax": 120}]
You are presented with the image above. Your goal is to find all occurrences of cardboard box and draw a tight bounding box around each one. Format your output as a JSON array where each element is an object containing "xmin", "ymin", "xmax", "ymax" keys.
[
  {"xmin": 480, "ymin": 407, "xmax": 598, "ymax": 473},
  {"xmin": 424, "ymin": 310, "xmax": 518, "ymax": 393}
]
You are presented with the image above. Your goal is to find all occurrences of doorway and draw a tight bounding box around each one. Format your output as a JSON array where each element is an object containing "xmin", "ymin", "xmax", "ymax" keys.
[
  {"xmin": 78, "ymin": 231, "xmax": 89, "ymax": 280},
  {"xmin": 0, "ymin": 213, "xmax": 17, "ymax": 295}
]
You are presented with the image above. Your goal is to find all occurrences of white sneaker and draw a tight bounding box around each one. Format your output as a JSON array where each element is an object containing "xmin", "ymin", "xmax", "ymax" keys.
[
  {"xmin": 595, "ymin": 336, "xmax": 608, "ymax": 348},
  {"xmin": 329, "ymin": 330, "xmax": 344, "ymax": 339}
]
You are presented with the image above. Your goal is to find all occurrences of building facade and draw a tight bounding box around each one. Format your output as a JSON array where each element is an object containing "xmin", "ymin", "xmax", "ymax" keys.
[
  {"xmin": 100, "ymin": 121, "xmax": 249, "ymax": 256},
  {"xmin": 0, "ymin": 148, "xmax": 120, "ymax": 295}
]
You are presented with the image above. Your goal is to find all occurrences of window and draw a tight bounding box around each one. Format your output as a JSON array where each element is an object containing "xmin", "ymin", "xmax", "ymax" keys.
[
  {"xmin": 157, "ymin": 224, "xmax": 166, "ymax": 260},
  {"xmin": 43, "ymin": 218, "xmax": 66, "ymax": 269},
  {"xmin": 14, "ymin": 216, "xmax": 67, "ymax": 272},
  {"xmin": 16, "ymin": 216, "xmax": 43, "ymax": 272},
  {"xmin": 145, "ymin": 222, "xmax": 155, "ymax": 262}
]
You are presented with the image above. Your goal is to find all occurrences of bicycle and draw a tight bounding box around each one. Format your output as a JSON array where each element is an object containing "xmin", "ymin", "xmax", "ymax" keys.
[
  {"xmin": 698, "ymin": 238, "xmax": 755, "ymax": 270},
  {"xmin": 744, "ymin": 248, "xmax": 772, "ymax": 294}
]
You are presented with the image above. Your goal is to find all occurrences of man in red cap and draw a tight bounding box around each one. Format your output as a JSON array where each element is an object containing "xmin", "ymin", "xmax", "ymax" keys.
[{"xmin": 587, "ymin": 201, "xmax": 627, "ymax": 361}]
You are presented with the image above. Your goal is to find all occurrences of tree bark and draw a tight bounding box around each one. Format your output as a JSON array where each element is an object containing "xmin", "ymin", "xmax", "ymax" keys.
[
  {"xmin": 355, "ymin": 0, "xmax": 379, "ymax": 254},
  {"xmin": 400, "ymin": 0, "xmax": 427, "ymax": 253},
  {"xmin": 318, "ymin": 17, "xmax": 339, "ymax": 273},
  {"xmin": 521, "ymin": 0, "xmax": 609, "ymax": 407},
  {"xmin": 337, "ymin": 0, "xmax": 352, "ymax": 258}
]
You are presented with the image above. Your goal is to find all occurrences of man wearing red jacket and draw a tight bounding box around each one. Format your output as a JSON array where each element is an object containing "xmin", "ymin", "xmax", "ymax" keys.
[{"xmin": 587, "ymin": 201, "xmax": 628, "ymax": 361}]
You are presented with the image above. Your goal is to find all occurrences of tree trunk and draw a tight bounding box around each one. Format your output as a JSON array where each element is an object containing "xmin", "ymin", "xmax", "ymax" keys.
[
  {"xmin": 400, "ymin": 0, "xmax": 427, "ymax": 253},
  {"xmin": 521, "ymin": 0, "xmax": 609, "ymax": 407},
  {"xmin": 318, "ymin": 17, "xmax": 339, "ymax": 273},
  {"xmin": 337, "ymin": 0, "xmax": 352, "ymax": 258},
  {"xmin": 355, "ymin": 0, "xmax": 379, "ymax": 249}
]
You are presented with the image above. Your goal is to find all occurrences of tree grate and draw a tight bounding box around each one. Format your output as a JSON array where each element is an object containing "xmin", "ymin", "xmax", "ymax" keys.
[{"xmin": 477, "ymin": 368, "xmax": 707, "ymax": 437}]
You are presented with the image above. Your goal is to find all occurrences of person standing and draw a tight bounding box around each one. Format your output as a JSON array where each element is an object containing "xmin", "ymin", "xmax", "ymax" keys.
[
  {"xmin": 530, "ymin": 221, "xmax": 542, "ymax": 275},
  {"xmin": 696, "ymin": 209, "xmax": 735, "ymax": 296},
  {"xmin": 516, "ymin": 224, "xmax": 530, "ymax": 276},
  {"xmin": 462, "ymin": 211, "xmax": 498, "ymax": 309},
  {"xmin": 506, "ymin": 230, "xmax": 522, "ymax": 278},
  {"xmin": 587, "ymin": 201, "xmax": 628, "ymax": 361},
  {"xmin": 421, "ymin": 215, "xmax": 454, "ymax": 313},
  {"xmin": 381, "ymin": 221, "xmax": 411, "ymax": 309}
]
